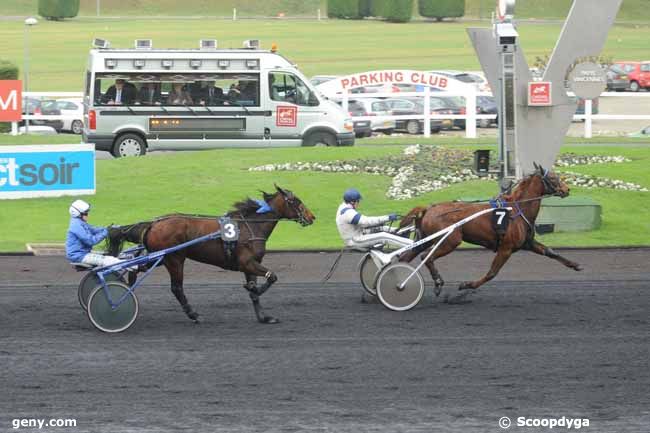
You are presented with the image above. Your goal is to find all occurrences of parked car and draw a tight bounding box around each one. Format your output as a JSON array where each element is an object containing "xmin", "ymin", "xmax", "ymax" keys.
[
  {"xmin": 429, "ymin": 70, "xmax": 490, "ymax": 93},
  {"xmin": 383, "ymin": 98, "xmax": 442, "ymax": 134},
  {"xmin": 21, "ymin": 97, "xmax": 63, "ymax": 131},
  {"xmin": 341, "ymin": 100, "xmax": 372, "ymax": 138},
  {"xmin": 56, "ymin": 98, "xmax": 84, "ymax": 134},
  {"xmin": 346, "ymin": 98, "xmax": 396, "ymax": 134},
  {"xmin": 430, "ymin": 95, "xmax": 466, "ymax": 130},
  {"xmin": 610, "ymin": 61, "xmax": 650, "ymax": 92},
  {"xmin": 310, "ymin": 75, "xmax": 338, "ymax": 87},
  {"xmin": 606, "ymin": 64, "xmax": 632, "ymax": 91},
  {"xmin": 476, "ymin": 95, "xmax": 498, "ymax": 128},
  {"xmin": 628, "ymin": 125, "xmax": 650, "ymax": 138}
]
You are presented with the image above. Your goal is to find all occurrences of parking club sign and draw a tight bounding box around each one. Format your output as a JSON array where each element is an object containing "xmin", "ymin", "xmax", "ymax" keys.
[{"xmin": 0, "ymin": 144, "xmax": 96, "ymax": 199}]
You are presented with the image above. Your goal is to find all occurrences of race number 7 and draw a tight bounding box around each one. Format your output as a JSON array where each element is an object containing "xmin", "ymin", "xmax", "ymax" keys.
[{"xmin": 495, "ymin": 211, "xmax": 507, "ymax": 225}]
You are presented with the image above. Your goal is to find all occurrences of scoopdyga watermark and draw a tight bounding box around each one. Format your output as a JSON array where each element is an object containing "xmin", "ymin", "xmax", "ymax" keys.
[{"xmin": 498, "ymin": 416, "xmax": 590, "ymax": 429}]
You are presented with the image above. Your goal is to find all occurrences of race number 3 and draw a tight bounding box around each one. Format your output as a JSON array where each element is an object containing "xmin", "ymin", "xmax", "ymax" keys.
[{"xmin": 220, "ymin": 217, "xmax": 239, "ymax": 242}]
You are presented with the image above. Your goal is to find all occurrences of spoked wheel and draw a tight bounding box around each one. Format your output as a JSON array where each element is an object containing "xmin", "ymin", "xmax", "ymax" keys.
[
  {"xmin": 376, "ymin": 263, "xmax": 424, "ymax": 311},
  {"xmin": 78, "ymin": 271, "xmax": 125, "ymax": 311},
  {"xmin": 87, "ymin": 282, "xmax": 139, "ymax": 333},
  {"xmin": 358, "ymin": 253, "xmax": 380, "ymax": 296}
]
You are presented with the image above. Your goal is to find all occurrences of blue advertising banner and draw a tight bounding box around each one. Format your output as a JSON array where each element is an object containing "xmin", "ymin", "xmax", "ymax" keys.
[{"xmin": 0, "ymin": 144, "xmax": 95, "ymax": 199}]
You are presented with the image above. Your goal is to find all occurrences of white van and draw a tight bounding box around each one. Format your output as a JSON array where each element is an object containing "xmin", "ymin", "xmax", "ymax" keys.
[{"xmin": 82, "ymin": 40, "xmax": 354, "ymax": 157}]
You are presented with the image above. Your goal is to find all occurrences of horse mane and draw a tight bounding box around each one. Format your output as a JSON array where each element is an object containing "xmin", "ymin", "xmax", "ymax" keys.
[
  {"xmin": 501, "ymin": 170, "xmax": 543, "ymax": 202},
  {"xmin": 400, "ymin": 206, "xmax": 429, "ymax": 229},
  {"xmin": 227, "ymin": 191, "xmax": 278, "ymax": 217}
]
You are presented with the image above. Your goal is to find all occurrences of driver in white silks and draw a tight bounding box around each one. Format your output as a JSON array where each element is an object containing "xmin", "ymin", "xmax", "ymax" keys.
[{"xmin": 335, "ymin": 188, "xmax": 412, "ymax": 250}]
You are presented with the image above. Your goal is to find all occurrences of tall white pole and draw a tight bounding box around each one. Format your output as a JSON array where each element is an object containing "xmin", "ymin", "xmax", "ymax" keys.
[
  {"xmin": 23, "ymin": 17, "xmax": 37, "ymax": 134},
  {"xmin": 24, "ymin": 24, "xmax": 29, "ymax": 134}
]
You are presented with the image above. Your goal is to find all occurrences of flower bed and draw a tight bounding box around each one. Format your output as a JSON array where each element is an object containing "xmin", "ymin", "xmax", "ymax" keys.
[{"xmin": 249, "ymin": 145, "xmax": 647, "ymax": 199}]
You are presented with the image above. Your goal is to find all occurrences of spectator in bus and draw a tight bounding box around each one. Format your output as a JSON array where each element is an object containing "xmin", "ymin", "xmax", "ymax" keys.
[
  {"xmin": 239, "ymin": 80, "xmax": 258, "ymax": 105},
  {"xmin": 196, "ymin": 81, "xmax": 224, "ymax": 106},
  {"xmin": 102, "ymin": 79, "xmax": 136, "ymax": 105},
  {"xmin": 226, "ymin": 82, "xmax": 241, "ymax": 104},
  {"xmin": 167, "ymin": 82, "xmax": 193, "ymax": 105},
  {"xmin": 137, "ymin": 82, "xmax": 161, "ymax": 105}
]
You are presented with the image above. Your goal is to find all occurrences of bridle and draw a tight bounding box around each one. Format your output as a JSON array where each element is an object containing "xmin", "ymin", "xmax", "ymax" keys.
[
  {"xmin": 540, "ymin": 169, "xmax": 561, "ymax": 196},
  {"xmin": 281, "ymin": 193, "xmax": 311, "ymax": 227}
]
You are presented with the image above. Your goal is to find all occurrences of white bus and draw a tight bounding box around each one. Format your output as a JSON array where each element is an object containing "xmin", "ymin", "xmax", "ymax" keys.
[{"xmin": 82, "ymin": 39, "xmax": 354, "ymax": 157}]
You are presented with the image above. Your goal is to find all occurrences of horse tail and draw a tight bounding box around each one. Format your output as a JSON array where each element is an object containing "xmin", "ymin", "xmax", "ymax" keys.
[{"xmin": 106, "ymin": 221, "xmax": 153, "ymax": 256}]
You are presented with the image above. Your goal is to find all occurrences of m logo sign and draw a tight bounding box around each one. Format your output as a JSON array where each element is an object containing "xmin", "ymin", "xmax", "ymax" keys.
[{"xmin": 0, "ymin": 80, "xmax": 22, "ymax": 122}]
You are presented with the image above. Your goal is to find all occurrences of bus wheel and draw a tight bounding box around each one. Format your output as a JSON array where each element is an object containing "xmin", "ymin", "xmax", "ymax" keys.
[
  {"xmin": 112, "ymin": 134, "xmax": 147, "ymax": 158},
  {"xmin": 303, "ymin": 131, "xmax": 337, "ymax": 147}
]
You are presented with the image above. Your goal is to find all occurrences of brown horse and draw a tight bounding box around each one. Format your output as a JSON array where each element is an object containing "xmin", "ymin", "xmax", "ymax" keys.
[
  {"xmin": 107, "ymin": 185, "xmax": 315, "ymax": 323},
  {"xmin": 399, "ymin": 164, "xmax": 582, "ymax": 302}
]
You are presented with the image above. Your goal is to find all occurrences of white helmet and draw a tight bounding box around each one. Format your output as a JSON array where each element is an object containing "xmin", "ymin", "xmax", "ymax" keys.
[{"xmin": 69, "ymin": 199, "xmax": 91, "ymax": 218}]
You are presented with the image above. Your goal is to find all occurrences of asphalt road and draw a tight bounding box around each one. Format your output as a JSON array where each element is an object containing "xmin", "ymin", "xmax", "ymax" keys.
[{"xmin": 1, "ymin": 249, "xmax": 649, "ymax": 432}]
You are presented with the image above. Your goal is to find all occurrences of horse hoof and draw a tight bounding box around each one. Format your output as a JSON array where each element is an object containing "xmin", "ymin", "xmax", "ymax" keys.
[
  {"xmin": 458, "ymin": 282, "xmax": 471, "ymax": 291},
  {"xmin": 187, "ymin": 312, "xmax": 200, "ymax": 321},
  {"xmin": 574, "ymin": 264, "xmax": 583, "ymax": 271},
  {"xmin": 261, "ymin": 316, "xmax": 280, "ymax": 324},
  {"xmin": 433, "ymin": 286, "xmax": 443, "ymax": 297}
]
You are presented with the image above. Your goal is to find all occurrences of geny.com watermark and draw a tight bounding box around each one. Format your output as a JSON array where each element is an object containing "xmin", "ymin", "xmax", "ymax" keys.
[
  {"xmin": 499, "ymin": 416, "xmax": 590, "ymax": 430},
  {"xmin": 11, "ymin": 418, "xmax": 77, "ymax": 430}
]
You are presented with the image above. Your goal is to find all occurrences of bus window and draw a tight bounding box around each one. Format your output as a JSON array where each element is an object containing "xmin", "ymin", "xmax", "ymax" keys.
[
  {"xmin": 91, "ymin": 73, "xmax": 259, "ymax": 107},
  {"xmin": 269, "ymin": 72, "xmax": 318, "ymax": 106}
]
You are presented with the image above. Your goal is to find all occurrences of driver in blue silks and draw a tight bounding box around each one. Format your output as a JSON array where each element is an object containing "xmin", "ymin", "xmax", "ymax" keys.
[
  {"xmin": 335, "ymin": 188, "xmax": 412, "ymax": 250},
  {"xmin": 65, "ymin": 199, "xmax": 123, "ymax": 268}
]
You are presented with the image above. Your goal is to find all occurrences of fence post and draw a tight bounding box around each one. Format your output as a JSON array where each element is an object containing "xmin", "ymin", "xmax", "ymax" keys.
[
  {"xmin": 233, "ymin": 8, "xmax": 237, "ymax": 21},
  {"xmin": 11, "ymin": 121, "xmax": 18, "ymax": 136},
  {"xmin": 466, "ymin": 87, "xmax": 477, "ymax": 139},
  {"xmin": 584, "ymin": 99, "xmax": 593, "ymax": 138},
  {"xmin": 317, "ymin": 9, "xmax": 321, "ymax": 20},
  {"xmin": 424, "ymin": 86, "xmax": 431, "ymax": 138}
]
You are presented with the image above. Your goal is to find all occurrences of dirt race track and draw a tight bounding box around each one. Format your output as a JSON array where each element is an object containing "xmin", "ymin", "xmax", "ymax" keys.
[{"xmin": 1, "ymin": 249, "xmax": 649, "ymax": 433}]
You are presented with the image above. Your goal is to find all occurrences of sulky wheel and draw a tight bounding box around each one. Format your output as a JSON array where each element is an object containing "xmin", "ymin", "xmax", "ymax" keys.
[
  {"xmin": 376, "ymin": 263, "xmax": 424, "ymax": 311},
  {"xmin": 358, "ymin": 253, "xmax": 381, "ymax": 296},
  {"xmin": 78, "ymin": 271, "xmax": 124, "ymax": 311},
  {"xmin": 87, "ymin": 282, "xmax": 139, "ymax": 333}
]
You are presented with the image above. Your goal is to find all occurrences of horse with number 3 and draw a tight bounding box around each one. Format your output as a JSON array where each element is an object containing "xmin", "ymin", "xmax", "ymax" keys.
[
  {"xmin": 107, "ymin": 185, "xmax": 315, "ymax": 324},
  {"xmin": 399, "ymin": 163, "xmax": 583, "ymax": 303}
]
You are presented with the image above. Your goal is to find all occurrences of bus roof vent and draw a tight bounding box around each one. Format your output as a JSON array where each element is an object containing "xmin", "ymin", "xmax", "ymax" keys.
[
  {"xmin": 200, "ymin": 39, "xmax": 218, "ymax": 50},
  {"xmin": 135, "ymin": 39, "xmax": 153, "ymax": 50},
  {"xmin": 93, "ymin": 38, "xmax": 110, "ymax": 49},
  {"xmin": 243, "ymin": 39, "xmax": 260, "ymax": 50}
]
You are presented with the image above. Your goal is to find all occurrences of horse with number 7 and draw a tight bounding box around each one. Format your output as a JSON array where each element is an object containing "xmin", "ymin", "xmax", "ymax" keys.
[
  {"xmin": 399, "ymin": 163, "xmax": 583, "ymax": 303},
  {"xmin": 106, "ymin": 185, "xmax": 315, "ymax": 324}
]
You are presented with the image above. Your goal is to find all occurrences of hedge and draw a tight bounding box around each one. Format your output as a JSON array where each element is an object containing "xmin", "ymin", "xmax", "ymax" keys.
[
  {"xmin": 418, "ymin": 0, "xmax": 465, "ymax": 21},
  {"xmin": 327, "ymin": 0, "xmax": 360, "ymax": 18},
  {"xmin": 38, "ymin": 0, "xmax": 80, "ymax": 20},
  {"xmin": 359, "ymin": 0, "xmax": 372, "ymax": 17},
  {"xmin": 384, "ymin": 0, "xmax": 413, "ymax": 22},
  {"xmin": 0, "ymin": 60, "xmax": 19, "ymax": 133}
]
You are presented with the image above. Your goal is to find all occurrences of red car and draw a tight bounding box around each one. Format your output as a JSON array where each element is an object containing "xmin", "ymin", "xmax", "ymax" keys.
[{"xmin": 610, "ymin": 61, "xmax": 650, "ymax": 92}]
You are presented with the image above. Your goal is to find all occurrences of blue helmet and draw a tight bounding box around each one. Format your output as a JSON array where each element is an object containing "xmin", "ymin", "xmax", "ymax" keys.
[{"xmin": 343, "ymin": 188, "xmax": 362, "ymax": 203}]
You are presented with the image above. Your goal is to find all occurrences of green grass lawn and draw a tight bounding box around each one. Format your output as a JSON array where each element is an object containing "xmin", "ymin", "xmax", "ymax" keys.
[
  {"xmin": 1, "ymin": 18, "xmax": 649, "ymax": 91},
  {"xmin": 1, "ymin": 143, "xmax": 648, "ymax": 252},
  {"xmin": 2, "ymin": 0, "xmax": 647, "ymax": 21}
]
